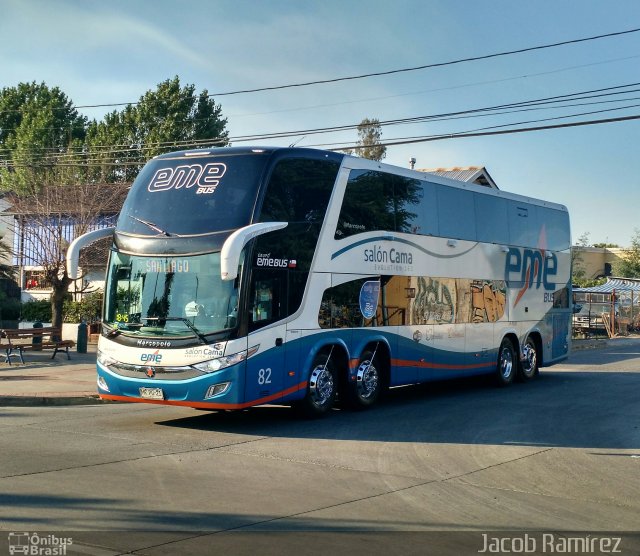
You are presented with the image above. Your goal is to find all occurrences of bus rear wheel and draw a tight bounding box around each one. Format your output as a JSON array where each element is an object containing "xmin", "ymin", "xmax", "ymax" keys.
[
  {"xmin": 346, "ymin": 350, "xmax": 383, "ymax": 409},
  {"xmin": 518, "ymin": 337, "xmax": 539, "ymax": 381},
  {"xmin": 296, "ymin": 353, "xmax": 337, "ymax": 418},
  {"xmin": 495, "ymin": 338, "xmax": 516, "ymax": 386}
]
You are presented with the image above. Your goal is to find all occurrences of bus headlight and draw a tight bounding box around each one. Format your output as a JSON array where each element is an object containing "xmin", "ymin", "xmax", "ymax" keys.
[
  {"xmin": 97, "ymin": 350, "xmax": 118, "ymax": 368},
  {"xmin": 97, "ymin": 375, "xmax": 110, "ymax": 392},
  {"xmin": 193, "ymin": 345, "xmax": 259, "ymax": 373}
]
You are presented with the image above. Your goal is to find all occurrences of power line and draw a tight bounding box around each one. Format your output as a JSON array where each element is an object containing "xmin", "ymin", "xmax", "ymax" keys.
[
  {"xmin": 2, "ymin": 28, "xmax": 639, "ymax": 117},
  {"xmin": 228, "ymin": 54, "xmax": 640, "ymax": 119},
  {"xmin": 3, "ymin": 82, "xmax": 640, "ymax": 164},
  {"xmin": 325, "ymin": 114, "xmax": 640, "ymax": 151},
  {"xmin": 4, "ymin": 111, "xmax": 640, "ymax": 170}
]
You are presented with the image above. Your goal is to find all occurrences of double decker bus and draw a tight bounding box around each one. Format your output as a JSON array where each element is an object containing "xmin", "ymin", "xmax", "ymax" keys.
[{"xmin": 68, "ymin": 146, "xmax": 571, "ymax": 416}]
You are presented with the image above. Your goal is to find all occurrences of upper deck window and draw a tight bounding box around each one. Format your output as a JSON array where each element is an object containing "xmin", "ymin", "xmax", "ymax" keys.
[{"xmin": 258, "ymin": 157, "xmax": 340, "ymax": 223}]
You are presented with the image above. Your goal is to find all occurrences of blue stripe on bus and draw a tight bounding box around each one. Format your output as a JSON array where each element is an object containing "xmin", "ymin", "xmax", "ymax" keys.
[{"xmin": 331, "ymin": 236, "xmax": 479, "ymax": 260}]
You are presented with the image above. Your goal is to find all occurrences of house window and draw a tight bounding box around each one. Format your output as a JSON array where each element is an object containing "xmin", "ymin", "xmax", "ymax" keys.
[{"xmin": 24, "ymin": 270, "xmax": 51, "ymax": 290}]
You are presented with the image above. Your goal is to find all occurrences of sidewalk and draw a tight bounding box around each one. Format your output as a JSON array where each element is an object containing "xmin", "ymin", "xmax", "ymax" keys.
[{"xmin": 0, "ymin": 343, "xmax": 101, "ymax": 406}]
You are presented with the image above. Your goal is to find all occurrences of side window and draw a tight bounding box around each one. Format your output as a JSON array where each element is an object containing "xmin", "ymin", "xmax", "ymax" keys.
[
  {"xmin": 336, "ymin": 170, "xmax": 430, "ymax": 239},
  {"xmin": 437, "ymin": 186, "xmax": 477, "ymax": 241},
  {"xmin": 475, "ymin": 193, "xmax": 509, "ymax": 244},
  {"xmin": 335, "ymin": 170, "xmax": 395, "ymax": 239},
  {"xmin": 508, "ymin": 201, "xmax": 538, "ymax": 248},
  {"xmin": 395, "ymin": 178, "xmax": 437, "ymax": 235},
  {"xmin": 543, "ymin": 207, "xmax": 571, "ymax": 251}
]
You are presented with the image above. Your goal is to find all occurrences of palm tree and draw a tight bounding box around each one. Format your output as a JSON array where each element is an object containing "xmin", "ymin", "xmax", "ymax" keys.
[{"xmin": 0, "ymin": 238, "xmax": 14, "ymax": 280}]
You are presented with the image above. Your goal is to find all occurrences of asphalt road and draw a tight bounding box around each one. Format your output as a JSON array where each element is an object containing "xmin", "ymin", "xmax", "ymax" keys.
[{"xmin": 1, "ymin": 339, "xmax": 639, "ymax": 555}]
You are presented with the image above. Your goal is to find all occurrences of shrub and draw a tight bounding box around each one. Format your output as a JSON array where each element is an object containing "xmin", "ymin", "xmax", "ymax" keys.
[
  {"xmin": 63, "ymin": 291, "xmax": 103, "ymax": 323},
  {"xmin": 21, "ymin": 299, "xmax": 52, "ymax": 322}
]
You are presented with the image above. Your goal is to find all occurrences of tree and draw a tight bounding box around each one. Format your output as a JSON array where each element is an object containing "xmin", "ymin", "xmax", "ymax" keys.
[
  {"xmin": 614, "ymin": 229, "xmax": 640, "ymax": 278},
  {"xmin": 0, "ymin": 237, "xmax": 13, "ymax": 280},
  {"xmin": 1, "ymin": 77, "xmax": 230, "ymax": 328},
  {"xmin": 571, "ymin": 232, "xmax": 590, "ymax": 286},
  {"xmin": 7, "ymin": 184, "xmax": 128, "ymax": 329},
  {"xmin": 0, "ymin": 82, "xmax": 87, "ymax": 193},
  {"xmin": 0, "ymin": 237, "xmax": 20, "ymax": 324},
  {"xmin": 351, "ymin": 118, "xmax": 386, "ymax": 161},
  {"xmin": 84, "ymin": 76, "xmax": 229, "ymax": 183}
]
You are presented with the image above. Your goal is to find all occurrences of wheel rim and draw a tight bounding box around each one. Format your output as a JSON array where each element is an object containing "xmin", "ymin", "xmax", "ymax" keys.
[
  {"xmin": 309, "ymin": 364, "xmax": 334, "ymax": 408},
  {"xmin": 356, "ymin": 359, "xmax": 379, "ymax": 400},
  {"xmin": 522, "ymin": 341, "xmax": 537, "ymax": 376},
  {"xmin": 500, "ymin": 345, "xmax": 513, "ymax": 380}
]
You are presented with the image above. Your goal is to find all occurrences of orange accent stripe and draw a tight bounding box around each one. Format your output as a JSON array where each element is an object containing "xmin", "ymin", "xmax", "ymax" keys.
[
  {"xmin": 101, "ymin": 381, "xmax": 307, "ymax": 410},
  {"xmin": 391, "ymin": 358, "xmax": 492, "ymax": 371},
  {"xmin": 514, "ymin": 263, "xmax": 531, "ymax": 307}
]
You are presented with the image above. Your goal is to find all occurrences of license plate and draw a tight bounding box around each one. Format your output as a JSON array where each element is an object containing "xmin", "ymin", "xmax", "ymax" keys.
[{"xmin": 139, "ymin": 387, "xmax": 164, "ymax": 400}]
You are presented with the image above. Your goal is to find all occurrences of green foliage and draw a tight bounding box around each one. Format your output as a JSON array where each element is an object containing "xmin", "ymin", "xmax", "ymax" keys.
[
  {"xmin": 573, "ymin": 277, "xmax": 607, "ymax": 289},
  {"xmin": 21, "ymin": 293, "xmax": 104, "ymax": 323},
  {"xmin": 84, "ymin": 76, "xmax": 229, "ymax": 183},
  {"xmin": 614, "ymin": 229, "xmax": 640, "ymax": 278},
  {"xmin": 0, "ymin": 238, "xmax": 14, "ymax": 280},
  {"xmin": 21, "ymin": 299, "xmax": 52, "ymax": 322},
  {"xmin": 1, "ymin": 76, "xmax": 230, "ymax": 189},
  {"xmin": 571, "ymin": 232, "xmax": 590, "ymax": 285},
  {"xmin": 62, "ymin": 291, "xmax": 103, "ymax": 323},
  {"xmin": 0, "ymin": 264, "xmax": 20, "ymax": 321},
  {"xmin": 0, "ymin": 77, "xmax": 229, "ymax": 328},
  {"xmin": 592, "ymin": 242, "xmax": 620, "ymax": 248},
  {"xmin": 0, "ymin": 82, "xmax": 87, "ymax": 192},
  {"xmin": 352, "ymin": 118, "xmax": 386, "ymax": 161}
]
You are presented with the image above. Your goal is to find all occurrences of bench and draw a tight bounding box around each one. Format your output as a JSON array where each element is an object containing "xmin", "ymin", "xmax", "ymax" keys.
[{"xmin": 0, "ymin": 327, "xmax": 76, "ymax": 365}]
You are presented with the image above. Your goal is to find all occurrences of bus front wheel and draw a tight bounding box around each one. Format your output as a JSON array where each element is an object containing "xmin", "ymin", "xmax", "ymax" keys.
[
  {"xmin": 346, "ymin": 350, "xmax": 383, "ymax": 409},
  {"xmin": 495, "ymin": 338, "xmax": 516, "ymax": 386},
  {"xmin": 296, "ymin": 353, "xmax": 338, "ymax": 418}
]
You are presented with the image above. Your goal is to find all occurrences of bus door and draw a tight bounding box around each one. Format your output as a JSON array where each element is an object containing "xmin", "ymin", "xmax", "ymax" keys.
[
  {"xmin": 245, "ymin": 267, "xmax": 285, "ymax": 404},
  {"xmin": 244, "ymin": 266, "xmax": 301, "ymax": 404}
]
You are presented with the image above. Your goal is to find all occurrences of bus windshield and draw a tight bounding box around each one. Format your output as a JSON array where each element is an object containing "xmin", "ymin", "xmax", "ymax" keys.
[{"xmin": 103, "ymin": 251, "xmax": 241, "ymax": 338}]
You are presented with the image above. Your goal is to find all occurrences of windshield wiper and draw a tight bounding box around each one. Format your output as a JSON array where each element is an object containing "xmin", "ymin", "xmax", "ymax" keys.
[
  {"xmin": 143, "ymin": 317, "xmax": 208, "ymax": 344},
  {"xmin": 129, "ymin": 216, "xmax": 177, "ymax": 237}
]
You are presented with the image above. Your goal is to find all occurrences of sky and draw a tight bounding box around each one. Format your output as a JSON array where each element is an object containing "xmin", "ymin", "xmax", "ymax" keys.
[{"xmin": 1, "ymin": 0, "xmax": 640, "ymax": 246}]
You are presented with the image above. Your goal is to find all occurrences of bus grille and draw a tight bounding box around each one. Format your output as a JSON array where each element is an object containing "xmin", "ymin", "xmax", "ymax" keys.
[{"xmin": 108, "ymin": 363, "xmax": 203, "ymax": 381}]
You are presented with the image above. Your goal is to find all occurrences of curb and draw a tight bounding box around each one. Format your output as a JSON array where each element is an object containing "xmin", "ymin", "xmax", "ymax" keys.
[
  {"xmin": 0, "ymin": 394, "xmax": 118, "ymax": 407},
  {"xmin": 571, "ymin": 339, "xmax": 610, "ymax": 352}
]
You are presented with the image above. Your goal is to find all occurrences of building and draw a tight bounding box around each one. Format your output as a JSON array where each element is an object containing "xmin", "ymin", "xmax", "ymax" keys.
[
  {"xmin": 572, "ymin": 246, "xmax": 625, "ymax": 281},
  {"xmin": 1, "ymin": 184, "xmax": 129, "ymax": 302},
  {"xmin": 418, "ymin": 166, "xmax": 499, "ymax": 189}
]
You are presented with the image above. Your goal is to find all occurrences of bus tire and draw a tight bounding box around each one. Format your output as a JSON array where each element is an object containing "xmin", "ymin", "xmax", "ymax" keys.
[
  {"xmin": 346, "ymin": 350, "xmax": 383, "ymax": 409},
  {"xmin": 296, "ymin": 353, "xmax": 338, "ymax": 418},
  {"xmin": 495, "ymin": 338, "xmax": 516, "ymax": 386},
  {"xmin": 518, "ymin": 337, "xmax": 539, "ymax": 382}
]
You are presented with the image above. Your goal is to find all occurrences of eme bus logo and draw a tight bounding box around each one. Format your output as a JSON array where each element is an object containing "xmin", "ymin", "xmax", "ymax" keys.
[
  {"xmin": 505, "ymin": 247, "xmax": 557, "ymax": 291},
  {"xmin": 140, "ymin": 350, "xmax": 163, "ymax": 364},
  {"xmin": 147, "ymin": 163, "xmax": 227, "ymax": 194}
]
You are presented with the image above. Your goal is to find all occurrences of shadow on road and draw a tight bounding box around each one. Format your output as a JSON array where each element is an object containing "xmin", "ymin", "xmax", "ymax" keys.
[{"xmin": 157, "ymin": 369, "xmax": 640, "ymax": 450}]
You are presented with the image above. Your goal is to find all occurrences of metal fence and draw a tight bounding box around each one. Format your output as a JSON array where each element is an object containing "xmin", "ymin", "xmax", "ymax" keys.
[{"xmin": 573, "ymin": 290, "xmax": 640, "ymax": 338}]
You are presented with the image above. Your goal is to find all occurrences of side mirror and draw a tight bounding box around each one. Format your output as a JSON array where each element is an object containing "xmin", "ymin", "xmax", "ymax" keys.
[
  {"xmin": 220, "ymin": 222, "xmax": 288, "ymax": 281},
  {"xmin": 66, "ymin": 227, "xmax": 116, "ymax": 279}
]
